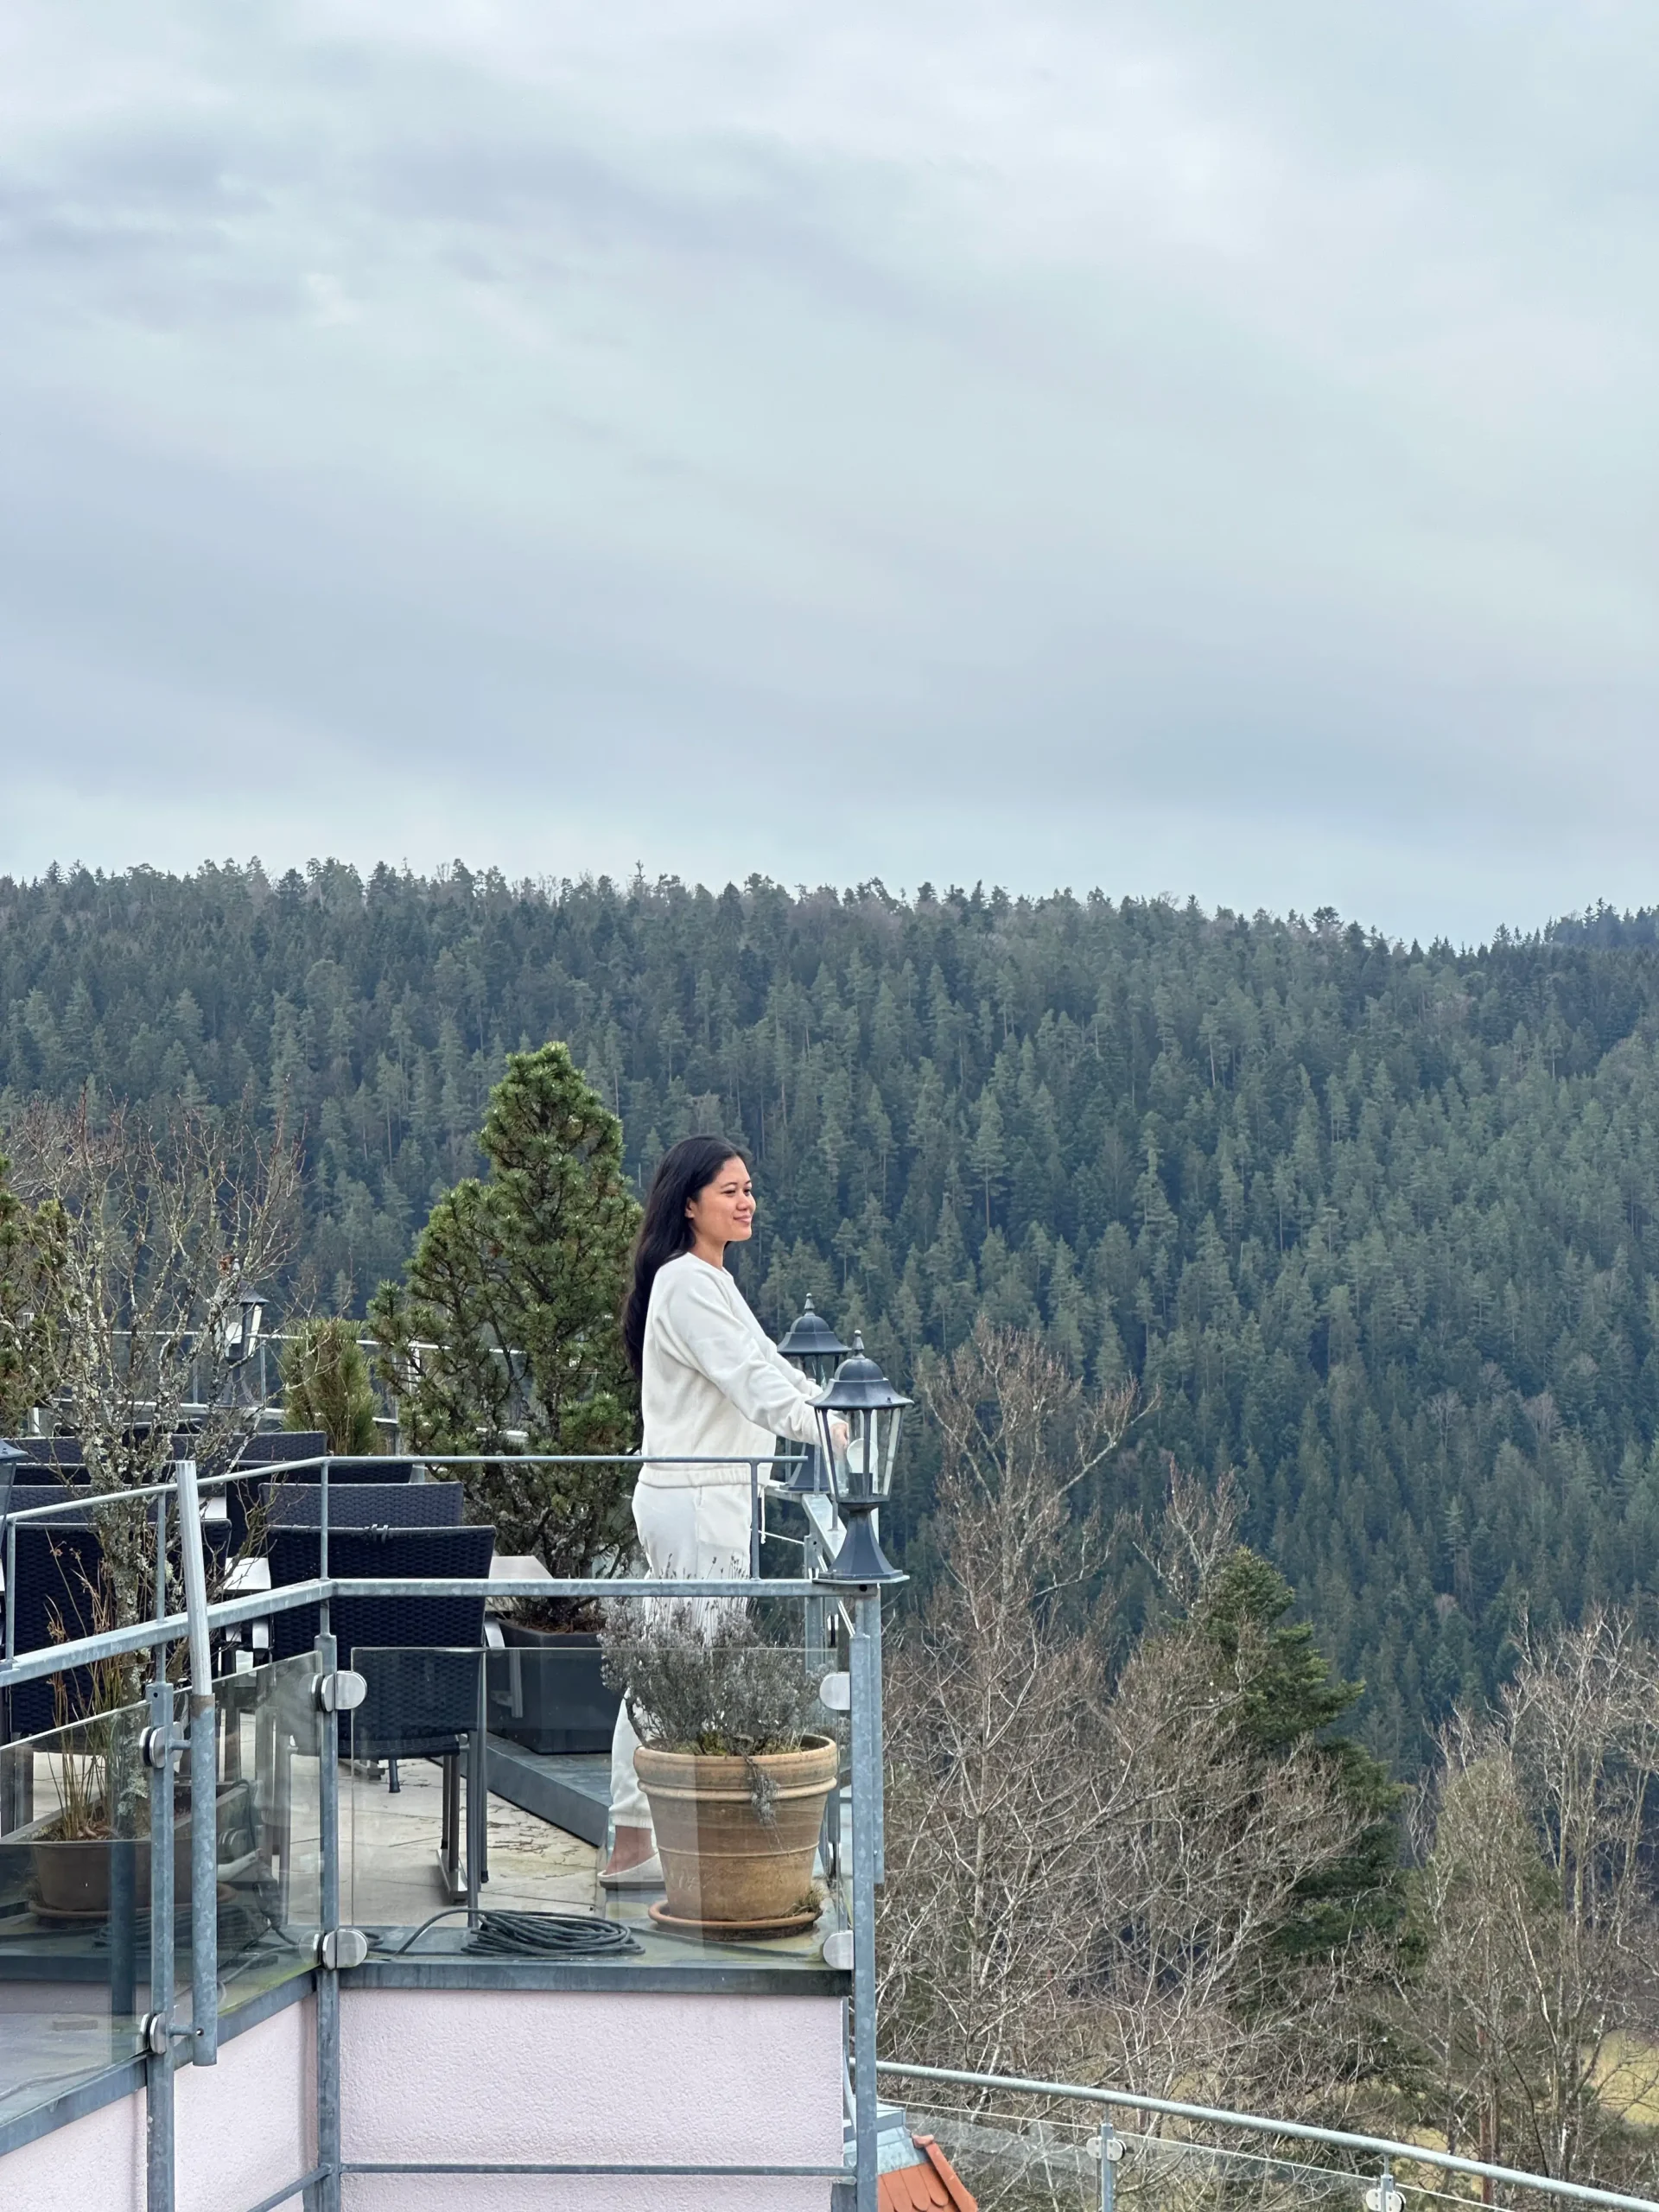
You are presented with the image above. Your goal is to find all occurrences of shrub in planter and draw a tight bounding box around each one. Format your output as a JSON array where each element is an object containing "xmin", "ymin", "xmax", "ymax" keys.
[
  {"xmin": 29, "ymin": 1781, "xmax": 257, "ymax": 1918},
  {"xmin": 372, "ymin": 1045, "xmax": 642, "ymax": 1738},
  {"xmin": 26, "ymin": 1705, "xmax": 258, "ymax": 1920},
  {"xmin": 601, "ymin": 1602, "xmax": 840, "ymax": 1932}
]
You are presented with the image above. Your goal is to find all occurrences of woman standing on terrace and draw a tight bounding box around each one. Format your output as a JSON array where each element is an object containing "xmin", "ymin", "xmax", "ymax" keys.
[{"xmin": 600, "ymin": 1135, "xmax": 836, "ymax": 1888}]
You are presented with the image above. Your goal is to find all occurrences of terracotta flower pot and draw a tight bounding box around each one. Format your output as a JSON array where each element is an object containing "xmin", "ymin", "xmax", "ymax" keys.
[
  {"xmin": 29, "ymin": 1783, "xmax": 257, "ymax": 1920},
  {"xmin": 634, "ymin": 1734, "xmax": 840, "ymax": 1929},
  {"xmin": 31, "ymin": 1822, "xmax": 185, "ymax": 1918}
]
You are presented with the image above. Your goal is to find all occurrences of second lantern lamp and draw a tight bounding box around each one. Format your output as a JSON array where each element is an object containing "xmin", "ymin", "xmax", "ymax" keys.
[{"xmin": 777, "ymin": 1298, "xmax": 851, "ymax": 1495}]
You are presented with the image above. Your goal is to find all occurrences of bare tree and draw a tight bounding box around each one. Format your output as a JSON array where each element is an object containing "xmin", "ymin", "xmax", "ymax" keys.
[
  {"xmin": 1087, "ymin": 1615, "xmax": 1370, "ymax": 2115},
  {"xmin": 5, "ymin": 1093, "xmax": 299, "ymax": 1656},
  {"xmin": 879, "ymin": 1325, "xmax": 1371, "ymax": 2122},
  {"xmin": 1408, "ymin": 1612, "xmax": 1659, "ymax": 2190},
  {"xmin": 879, "ymin": 1325, "xmax": 1136, "ymax": 2082}
]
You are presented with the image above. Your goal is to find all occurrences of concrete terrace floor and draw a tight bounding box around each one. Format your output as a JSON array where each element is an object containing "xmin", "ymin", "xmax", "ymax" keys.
[{"xmin": 342, "ymin": 1757, "xmax": 600, "ymax": 1927}]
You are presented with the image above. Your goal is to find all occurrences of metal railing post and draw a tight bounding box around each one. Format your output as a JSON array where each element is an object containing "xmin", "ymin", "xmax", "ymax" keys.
[
  {"xmin": 146, "ymin": 1491, "xmax": 175, "ymax": 2212},
  {"xmin": 804, "ymin": 1518, "xmax": 827, "ymax": 1681},
  {"xmin": 1, "ymin": 1507, "xmax": 17, "ymax": 1836},
  {"xmin": 319, "ymin": 1458, "xmax": 331, "ymax": 1620},
  {"xmin": 175, "ymin": 1456, "xmax": 219, "ymax": 2066},
  {"xmin": 849, "ymin": 1590, "xmax": 881, "ymax": 2212},
  {"xmin": 467, "ymin": 1647, "xmax": 487, "ymax": 1929},
  {"xmin": 870, "ymin": 1583, "xmax": 886, "ymax": 1886},
  {"xmin": 1368, "ymin": 2158, "xmax": 1403, "ymax": 2212},
  {"xmin": 1099, "ymin": 2119, "xmax": 1117, "ymax": 2212},
  {"xmin": 315, "ymin": 1629, "xmax": 342, "ymax": 2212},
  {"xmin": 749, "ymin": 1461, "xmax": 762, "ymax": 1580}
]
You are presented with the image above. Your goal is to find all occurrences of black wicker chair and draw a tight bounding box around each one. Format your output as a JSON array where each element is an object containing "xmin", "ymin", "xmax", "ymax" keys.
[
  {"xmin": 292, "ymin": 1457, "xmax": 417, "ymax": 1486},
  {"xmin": 194, "ymin": 1434, "xmax": 327, "ymax": 1554},
  {"xmin": 1, "ymin": 1439, "xmax": 86, "ymax": 1471},
  {"xmin": 265, "ymin": 1523, "xmax": 495, "ymax": 1907},
  {"xmin": 266, "ymin": 1482, "xmax": 463, "ymax": 1530}
]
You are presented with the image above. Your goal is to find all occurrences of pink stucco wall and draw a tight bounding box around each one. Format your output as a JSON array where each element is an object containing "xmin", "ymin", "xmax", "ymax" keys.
[
  {"xmin": 0, "ymin": 1986, "xmax": 844, "ymax": 2211},
  {"xmin": 340, "ymin": 1987, "xmax": 845, "ymax": 2212},
  {"xmin": 0, "ymin": 1995, "xmax": 314, "ymax": 2212}
]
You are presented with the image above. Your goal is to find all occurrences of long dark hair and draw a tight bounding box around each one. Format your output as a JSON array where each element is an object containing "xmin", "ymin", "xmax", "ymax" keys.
[{"xmin": 621, "ymin": 1135, "xmax": 750, "ymax": 1377}]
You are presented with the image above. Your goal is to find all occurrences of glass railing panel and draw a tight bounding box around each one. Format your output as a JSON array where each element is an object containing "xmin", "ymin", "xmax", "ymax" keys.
[
  {"xmin": 347, "ymin": 1626, "xmax": 845, "ymax": 1965},
  {"xmin": 213, "ymin": 1650, "xmax": 324, "ymax": 2017},
  {"xmin": 0, "ymin": 1690, "xmax": 152, "ymax": 2132},
  {"xmin": 902, "ymin": 2110, "xmax": 1418, "ymax": 2212},
  {"xmin": 346, "ymin": 1644, "xmax": 491, "ymax": 1936}
]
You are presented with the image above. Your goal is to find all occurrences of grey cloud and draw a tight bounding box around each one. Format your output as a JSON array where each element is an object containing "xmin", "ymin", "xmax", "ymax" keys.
[{"xmin": 1, "ymin": 1, "xmax": 1656, "ymax": 943}]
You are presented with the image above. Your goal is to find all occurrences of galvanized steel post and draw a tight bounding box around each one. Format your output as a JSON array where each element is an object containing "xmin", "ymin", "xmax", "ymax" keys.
[
  {"xmin": 849, "ymin": 1590, "xmax": 881, "ymax": 2212},
  {"xmin": 468, "ymin": 1646, "xmax": 487, "ymax": 1926},
  {"xmin": 175, "ymin": 1456, "xmax": 219, "ymax": 2065},
  {"xmin": 1099, "ymin": 2119, "xmax": 1118, "ymax": 2212},
  {"xmin": 318, "ymin": 1458, "xmax": 331, "ymax": 1624},
  {"xmin": 870, "ymin": 1594, "xmax": 886, "ymax": 1885},
  {"xmin": 1367, "ymin": 2158, "xmax": 1404, "ymax": 2212},
  {"xmin": 146, "ymin": 1491, "xmax": 175, "ymax": 2212},
  {"xmin": 315, "ymin": 1629, "xmax": 342, "ymax": 2212}
]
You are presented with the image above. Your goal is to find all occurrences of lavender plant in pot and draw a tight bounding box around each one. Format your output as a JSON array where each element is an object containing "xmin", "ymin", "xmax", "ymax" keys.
[{"xmin": 601, "ymin": 1601, "xmax": 841, "ymax": 1936}]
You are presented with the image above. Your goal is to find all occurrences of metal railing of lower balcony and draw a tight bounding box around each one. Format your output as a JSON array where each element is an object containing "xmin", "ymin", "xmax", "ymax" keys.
[
  {"xmin": 0, "ymin": 1451, "xmax": 887, "ymax": 2211},
  {"xmin": 875, "ymin": 2062, "xmax": 1659, "ymax": 2212}
]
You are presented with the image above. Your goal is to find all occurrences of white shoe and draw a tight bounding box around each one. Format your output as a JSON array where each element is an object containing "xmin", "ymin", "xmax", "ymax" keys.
[{"xmin": 598, "ymin": 1850, "xmax": 664, "ymax": 1891}]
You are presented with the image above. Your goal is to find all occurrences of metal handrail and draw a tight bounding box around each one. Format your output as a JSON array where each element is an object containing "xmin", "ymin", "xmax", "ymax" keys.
[
  {"xmin": 0, "ymin": 1573, "xmax": 822, "ymax": 1694},
  {"xmin": 1, "ymin": 1449, "xmax": 822, "ymax": 1669},
  {"xmin": 875, "ymin": 2063, "xmax": 1659, "ymax": 2212}
]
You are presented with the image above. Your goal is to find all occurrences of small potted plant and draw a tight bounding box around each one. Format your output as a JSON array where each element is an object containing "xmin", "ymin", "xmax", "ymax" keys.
[
  {"xmin": 28, "ymin": 1717, "xmax": 257, "ymax": 1921},
  {"xmin": 601, "ymin": 1601, "xmax": 841, "ymax": 1936},
  {"xmin": 23, "ymin": 1538, "xmax": 258, "ymax": 1921}
]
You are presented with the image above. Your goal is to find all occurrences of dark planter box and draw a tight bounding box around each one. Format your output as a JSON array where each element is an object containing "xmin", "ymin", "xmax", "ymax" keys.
[{"xmin": 488, "ymin": 1620, "xmax": 621, "ymax": 1756}]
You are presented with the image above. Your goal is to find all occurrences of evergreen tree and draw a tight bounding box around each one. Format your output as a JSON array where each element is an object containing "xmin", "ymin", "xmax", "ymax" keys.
[
  {"xmin": 1190, "ymin": 1548, "xmax": 1404, "ymax": 1955},
  {"xmin": 11, "ymin": 863, "xmax": 1659, "ymax": 1760},
  {"xmin": 282, "ymin": 1317, "xmax": 381, "ymax": 1456},
  {"xmin": 368, "ymin": 1042, "xmax": 639, "ymax": 1596}
]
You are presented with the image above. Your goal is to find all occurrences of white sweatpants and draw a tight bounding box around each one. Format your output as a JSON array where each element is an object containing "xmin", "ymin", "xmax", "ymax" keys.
[{"xmin": 608, "ymin": 1480, "xmax": 753, "ymax": 1829}]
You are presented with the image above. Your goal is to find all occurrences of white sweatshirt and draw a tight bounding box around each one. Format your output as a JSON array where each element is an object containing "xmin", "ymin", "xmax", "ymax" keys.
[{"xmin": 639, "ymin": 1252, "xmax": 822, "ymax": 1488}]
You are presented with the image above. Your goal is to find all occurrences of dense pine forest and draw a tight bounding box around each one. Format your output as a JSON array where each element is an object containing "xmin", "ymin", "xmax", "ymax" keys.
[{"xmin": 6, "ymin": 859, "xmax": 1659, "ymax": 1769}]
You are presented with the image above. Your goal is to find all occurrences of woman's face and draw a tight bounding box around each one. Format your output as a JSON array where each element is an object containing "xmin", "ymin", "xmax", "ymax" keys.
[{"xmin": 686, "ymin": 1155, "xmax": 755, "ymax": 1251}]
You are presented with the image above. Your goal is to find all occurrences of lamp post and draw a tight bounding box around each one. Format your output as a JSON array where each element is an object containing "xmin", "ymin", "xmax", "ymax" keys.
[
  {"xmin": 811, "ymin": 1335, "xmax": 908, "ymax": 2212},
  {"xmin": 227, "ymin": 1286, "xmax": 266, "ymax": 1410},
  {"xmin": 0, "ymin": 1441, "xmax": 24, "ymax": 1829},
  {"xmin": 777, "ymin": 1299, "xmax": 850, "ymax": 1496},
  {"xmin": 776, "ymin": 1299, "xmax": 851, "ymax": 1729}
]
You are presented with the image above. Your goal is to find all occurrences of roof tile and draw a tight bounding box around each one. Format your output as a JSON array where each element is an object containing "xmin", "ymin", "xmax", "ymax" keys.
[{"xmin": 915, "ymin": 2135, "xmax": 978, "ymax": 2212}]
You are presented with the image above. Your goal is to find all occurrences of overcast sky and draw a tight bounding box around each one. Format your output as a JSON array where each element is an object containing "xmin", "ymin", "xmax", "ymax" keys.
[{"xmin": 2, "ymin": 3, "xmax": 1655, "ymax": 944}]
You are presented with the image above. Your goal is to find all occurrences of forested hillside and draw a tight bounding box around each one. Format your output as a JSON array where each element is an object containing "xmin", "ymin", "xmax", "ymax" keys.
[{"xmin": 7, "ymin": 859, "xmax": 1659, "ymax": 1768}]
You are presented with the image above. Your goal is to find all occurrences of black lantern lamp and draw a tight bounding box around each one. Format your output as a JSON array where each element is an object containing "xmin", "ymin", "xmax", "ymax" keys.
[
  {"xmin": 229, "ymin": 1285, "xmax": 265, "ymax": 1363},
  {"xmin": 812, "ymin": 1334, "xmax": 910, "ymax": 1587},
  {"xmin": 777, "ymin": 1297, "xmax": 850, "ymax": 1383},
  {"xmin": 777, "ymin": 1299, "xmax": 851, "ymax": 1494},
  {"xmin": 783, "ymin": 1292, "xmax": 849, "ymax": 1503}
]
